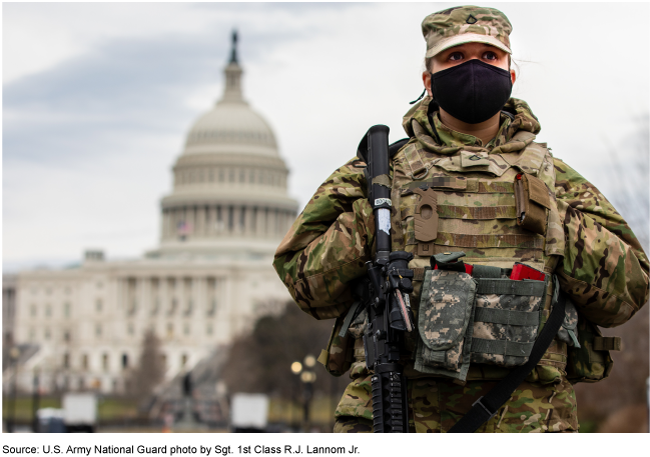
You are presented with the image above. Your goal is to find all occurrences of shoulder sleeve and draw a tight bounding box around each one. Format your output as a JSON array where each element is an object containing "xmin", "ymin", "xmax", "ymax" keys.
[
  {"xmin": 273, "ymin": 158, "xmax": 374, "ymax": 320},
  {"xmin": 553, "ymin": 158, "xmax": 649, "ymax": 327}
]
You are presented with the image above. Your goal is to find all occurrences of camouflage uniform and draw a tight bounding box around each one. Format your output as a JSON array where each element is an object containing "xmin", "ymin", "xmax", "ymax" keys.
[{"xmin": 273, "ymin": 6, "xmax": 649, "ymax": 433}]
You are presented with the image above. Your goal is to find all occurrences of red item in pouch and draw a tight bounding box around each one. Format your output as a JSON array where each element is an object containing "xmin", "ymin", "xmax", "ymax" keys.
[{"xmin": 510, "ymin": 263, "xmax": 545, "ymax": 281}]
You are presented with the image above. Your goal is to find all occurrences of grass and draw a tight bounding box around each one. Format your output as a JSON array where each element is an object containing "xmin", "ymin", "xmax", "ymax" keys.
[{"xmin": 2, "ymin": 395, "xmax": 138, "ymax": 423}]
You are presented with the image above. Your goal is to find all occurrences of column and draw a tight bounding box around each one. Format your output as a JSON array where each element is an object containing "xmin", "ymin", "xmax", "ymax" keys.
[
  {"xmin": 268, "ymin": 208, "xmax": 276, "ymax": 237},
  {"xmin": 141, "ymin": 277, "xmax": 150, "ymax": 319},
  {"xmin": 261, "ymin": 208, "xmax": 268, "ymax": 238},
  {"xmin": 172, "ymin": 208, "xmax": 178, "ymax": 238},
  {"xmin": 196, "ymin": 277, "xmax": 206, "ymax": 319}
]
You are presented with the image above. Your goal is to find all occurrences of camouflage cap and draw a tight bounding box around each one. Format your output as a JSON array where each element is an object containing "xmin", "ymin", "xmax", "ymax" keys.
[{"xmin": 422, "ymin": 5, "xmax": 512, "ymax": 59}]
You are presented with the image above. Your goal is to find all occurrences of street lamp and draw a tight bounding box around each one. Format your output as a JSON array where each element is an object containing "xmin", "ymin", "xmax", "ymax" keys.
[
  {"xmin": 32, "ymin": 367, "xmax": 40, "ymax": 433},
  {"xmin": 289, "ymin": 356, "xmax": 317, "ymax": 432},
  {"xmin": 8, "ymin": 346, "xmax": 20, "ymax": 433},
  {"xmin": 300, "ymin": 355, "xmax": 317, "ymax": 432},
  {"xmin": 290, "ymin": 361, "xmax": 302, "ymax": 431}
]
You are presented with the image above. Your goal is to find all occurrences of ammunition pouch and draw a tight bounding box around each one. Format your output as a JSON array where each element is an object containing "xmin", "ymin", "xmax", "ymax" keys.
[
  {"xmin": 318, "ymin": 313, "xmax": 354, "ymax": 377},
  {"xmin": 318, "ymin": 279, "xmax": 368, "ymax": 377},
  {"xmin": 566, "ymin": 312, "xmax": 620, "ymax": 383},
  {"xmin": 514, "ymin": 172, "xmax": 551, "ymax": 236},
  {"xmin": 415, "ymin": 269, "xmax": 476, "ymax": 381}
]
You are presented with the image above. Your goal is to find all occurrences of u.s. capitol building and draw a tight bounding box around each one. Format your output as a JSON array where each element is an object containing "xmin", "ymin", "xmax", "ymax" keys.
[{"xmin": 4, "ymin": 36, "xmax": 297, "ymax": 395}]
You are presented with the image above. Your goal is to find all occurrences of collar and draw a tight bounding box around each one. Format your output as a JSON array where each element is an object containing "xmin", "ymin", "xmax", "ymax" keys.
[{"xmin": 431, "ymin": 111, "xmax": 513, "ymax": 152}]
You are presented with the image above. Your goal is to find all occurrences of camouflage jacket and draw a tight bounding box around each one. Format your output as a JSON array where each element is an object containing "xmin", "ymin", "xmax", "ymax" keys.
[{"xmin": 274, "ymin": 97, "xmax": 649, "ymax": 330}]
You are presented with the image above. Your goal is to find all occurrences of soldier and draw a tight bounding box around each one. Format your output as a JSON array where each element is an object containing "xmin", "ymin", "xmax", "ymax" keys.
[{"xmin": 273, "ymin": 5, "xmax": 649, "ymax": 433}]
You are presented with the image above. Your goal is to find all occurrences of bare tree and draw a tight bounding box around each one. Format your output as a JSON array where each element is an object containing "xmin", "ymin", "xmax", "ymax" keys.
[
  {"xmin": 126, "ymin": 329, "xmax": 166, "ymax": 400},
  {"xmin": 221, "ymin": 300, "xmax": 348, "ymax": 399}
]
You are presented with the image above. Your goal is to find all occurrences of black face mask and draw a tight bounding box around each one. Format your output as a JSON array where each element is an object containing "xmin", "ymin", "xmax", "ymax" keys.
[{"xmin": 430, "ymin": 59, "xmax": 512, "ymax": 124}]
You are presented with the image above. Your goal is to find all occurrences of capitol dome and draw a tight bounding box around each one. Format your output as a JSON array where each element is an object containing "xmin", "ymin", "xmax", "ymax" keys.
[
  {"xmin": 153, "ymin": 32, "xmax": 298, "ymax": 259},
  {"xmin": 184, "ymin": 103, "xmax": 278, "ymax": 157}
]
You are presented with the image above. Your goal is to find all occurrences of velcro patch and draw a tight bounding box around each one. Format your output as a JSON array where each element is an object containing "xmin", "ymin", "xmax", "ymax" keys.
[{"xmin": 461, "ymin": 151, "xmax": 490, "ymax": 168}]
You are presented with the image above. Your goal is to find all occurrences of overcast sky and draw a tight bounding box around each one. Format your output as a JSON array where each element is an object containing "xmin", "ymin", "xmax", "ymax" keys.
[{"xmin": 3, "ymin": 2, "xmax": 649, "ymax": 271}]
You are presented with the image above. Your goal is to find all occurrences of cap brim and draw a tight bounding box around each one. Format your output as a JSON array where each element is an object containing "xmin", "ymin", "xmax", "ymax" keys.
[{"xmin": 426, "ymin": 33, "xmax": 511, "ymax": 58}]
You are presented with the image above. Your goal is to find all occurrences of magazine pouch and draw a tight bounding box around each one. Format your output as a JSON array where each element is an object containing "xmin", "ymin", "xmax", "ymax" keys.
[{"xmin": 415, "ymin": 269, "xmax": 477, "ymax": 381}]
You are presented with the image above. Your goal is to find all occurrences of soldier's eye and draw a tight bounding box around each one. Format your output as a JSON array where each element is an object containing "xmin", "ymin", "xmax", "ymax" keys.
[
  {"xmin": 449, "ymin": 52, "xmax": 463, "ymax": 61},
  {"xmin": 483, "ymin": 51, "xmax": 497, "ymax": 61}
]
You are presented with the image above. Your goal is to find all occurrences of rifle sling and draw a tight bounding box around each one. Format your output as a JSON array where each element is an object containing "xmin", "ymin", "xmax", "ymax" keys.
[{"xmin": 448, "ymin": 291, "xmax": 567, "ymax": 433}]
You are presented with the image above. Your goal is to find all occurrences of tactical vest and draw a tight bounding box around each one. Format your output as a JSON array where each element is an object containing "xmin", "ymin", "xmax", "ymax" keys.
[
  {"xmin": 319, "ymin": 131, "xmax": 616, "ymax": 384},
  {"xmin": 384, "ymin": 130, "xmax": 569, "ymax": 383}
]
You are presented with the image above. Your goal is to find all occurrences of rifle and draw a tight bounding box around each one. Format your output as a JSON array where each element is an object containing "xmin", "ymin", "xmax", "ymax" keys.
[{"xmin": 357, "ymin": 125, "xmax": 414, "ymax": 433}]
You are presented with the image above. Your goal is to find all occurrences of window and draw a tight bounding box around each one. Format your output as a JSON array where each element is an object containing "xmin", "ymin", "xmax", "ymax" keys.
[
  {"xmin": 45, "ymin": 305, "xmax": 52, "ymax": 317},
  {"xmin": 96, "ymin": 299, "xmax": 103, "ymax": 313},
  {"xmin": 64, "ymin": 302, "xmax": 71, "ymax": 318},
  {"xmin": 63, "ymin": 353, "xmax": 70, "ymax": 369},
  {"xmin": 82, "ymin": 354, "xmax": 88, "ymax": 369},
  {"xmin": 181, "ymin": 354, "xmax": 188, "ymax": 367},
  {"xmin": 207, "ymin": 299, "xmax": 217, "ymax": 316},
  {"xmin": 128, "ymin": 323, "xmax": 134, "ymax": 336},
  {"xmin": 102, "ymin": 354, "xmax": 109, "ymax": 371},
  {"xmin": 184, "ymin": 323, "xmax": 190, "ymax": 335},
  {"xmin": 63, "ymin": 330, "xmax": 71, "ymax": 342},
  {"xmin": 161, "ymin": 354, "xmax": 167, "ymax": 368},
  {"xmin": 96, "ymin": 324, "xmax": 102, "ymax": 338},
  {"xmin": 207, "ymin": 324, "xmax": 213, "ymax": 335},
  {"xmin": 31, "ymin": 304, "xmax": 37, "ymax": 317},
  {"xmin": 122, "ymin": 353, "xmax": 129, "ymax": 369},
  {"xmin": 167, "ymin": 323, "xmax": 174, "ymax": 337},
  {"xmin": 44, "ymin": 328, "xmax": 51, "ymax": 340}
]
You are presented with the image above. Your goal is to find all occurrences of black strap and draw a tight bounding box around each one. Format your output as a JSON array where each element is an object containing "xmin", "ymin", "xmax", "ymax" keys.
[
  {"xmin": 389, "ymin": 138, "xmax": 410, "ymax": 158},
  {"xmin": 448, "ymin": 291, "xmax": 567, "ymax": 433}
]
